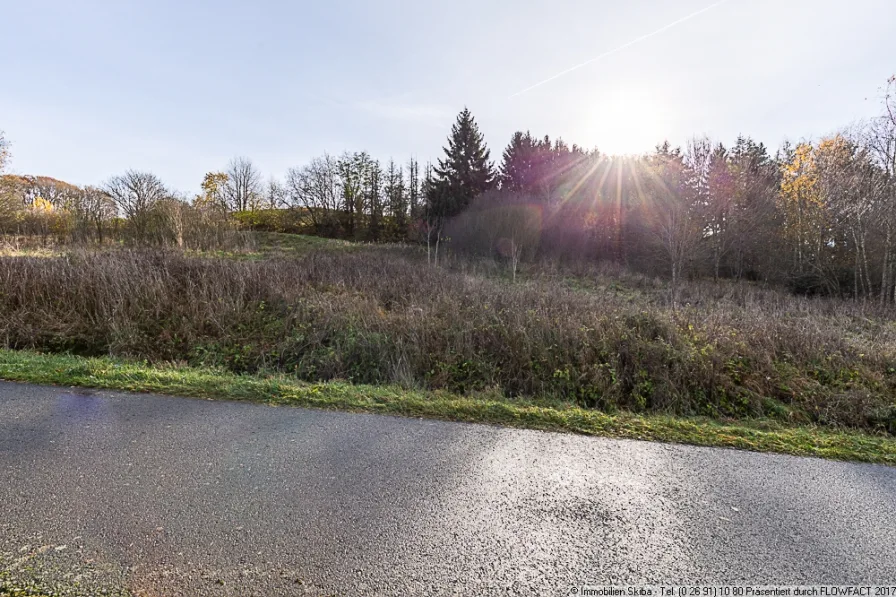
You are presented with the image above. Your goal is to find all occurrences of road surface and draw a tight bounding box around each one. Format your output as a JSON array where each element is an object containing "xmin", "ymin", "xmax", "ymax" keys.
[{"xmin": 1, "ymin": 381, "xmax": 895, "ymax": 596}]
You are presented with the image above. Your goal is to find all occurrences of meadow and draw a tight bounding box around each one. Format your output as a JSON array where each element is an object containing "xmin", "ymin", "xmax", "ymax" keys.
[{"xmin": 1, "ymin": 233, "xmax": 894, "ymax": 461}]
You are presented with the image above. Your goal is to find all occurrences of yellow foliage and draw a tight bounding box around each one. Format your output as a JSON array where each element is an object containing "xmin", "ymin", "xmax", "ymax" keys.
[
  {"xmin": 778, "ymin": 142, "xmax": 829, "ymax": 263},
  {"xmin": 197, "ymin": 172, "xmax": 229, "ymax": 209},
  {"xmin": 30, "ymin": 196, "xmax": 55, "ymax": 214},
  {"xmin": 780, "ymin": 143, "xmax": 818, "ymax": 204}
]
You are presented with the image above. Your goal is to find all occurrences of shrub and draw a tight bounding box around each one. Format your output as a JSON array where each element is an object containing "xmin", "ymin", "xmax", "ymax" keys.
[{"xmin": 0, "ymin": 248, "xmax": 893, "ymax": 432}]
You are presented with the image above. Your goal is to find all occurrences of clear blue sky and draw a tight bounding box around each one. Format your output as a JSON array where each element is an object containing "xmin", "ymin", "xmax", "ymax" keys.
[{"xmin": 2, "ymin": 0, "xmax": 893, "ymax": 193}]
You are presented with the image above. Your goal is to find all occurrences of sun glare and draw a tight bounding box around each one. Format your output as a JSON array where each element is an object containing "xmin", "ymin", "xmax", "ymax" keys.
[{"xmin": 583, "ymin": 89, "xmax": 667, "ymax": 156}]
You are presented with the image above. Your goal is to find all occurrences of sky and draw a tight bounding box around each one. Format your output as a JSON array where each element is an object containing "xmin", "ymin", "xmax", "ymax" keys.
[{"xmin": 1, "ymin": 0, "xmax": 894, "ymax": 193}]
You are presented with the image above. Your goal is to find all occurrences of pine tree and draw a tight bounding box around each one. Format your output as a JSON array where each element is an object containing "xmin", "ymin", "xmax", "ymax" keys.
[
  {"xmin": 499, "ymin": 131, "xmax": 538, "ymax": 192},
  {"xmin": 499, "ymin": 132, "xmax": 584, "ymax": 199},
  {"xmin": 430, "ymin": 107, "xmax": 495, "ymax": 219}
]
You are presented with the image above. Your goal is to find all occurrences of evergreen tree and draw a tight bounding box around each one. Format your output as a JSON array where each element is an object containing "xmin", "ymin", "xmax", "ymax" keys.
[
  {"xmin": 430, "ymin": 107, "xmax": 495, "ymax": 219},
  {"xmin": 500, "ymin": 131, "xmax": 538, "ymax": 192},
  {"xmin": 500, "ymin": 132, "xmax": 586, "ymax": 199}
]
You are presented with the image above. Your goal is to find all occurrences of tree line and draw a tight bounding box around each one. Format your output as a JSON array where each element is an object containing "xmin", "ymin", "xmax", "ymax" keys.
[
  {"xmin": 435, "ymin": 80, "xmax": 896, "ymax": 303},
  {"xmin": 1, "ymin": 76, "xmax": 895, "ymax": 301}
]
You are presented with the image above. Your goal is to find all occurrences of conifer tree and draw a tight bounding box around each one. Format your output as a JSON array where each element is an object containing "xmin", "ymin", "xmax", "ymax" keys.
[
  {"xmin": 500, "ymin": 131, "xmax": 538, "ymax": 192},
  {"xmin": 429, "ymin": 108, "xmax": 495, "ymax": 219}
]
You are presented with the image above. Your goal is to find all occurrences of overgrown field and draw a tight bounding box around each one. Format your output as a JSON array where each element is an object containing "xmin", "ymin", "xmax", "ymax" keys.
[{"xmin": 1, "ymin": 243, "xmax": 894, "ymax": 434}]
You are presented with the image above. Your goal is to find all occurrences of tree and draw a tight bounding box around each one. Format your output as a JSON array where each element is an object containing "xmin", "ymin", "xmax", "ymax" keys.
[
  {"xmin": 70, "ymin": 185, "xmax": 116, "ymax": 244},
  {"xmin": 647, "ymin": 143, "xmax": 704, "ymax": 303},
  {"xmin": 104, "ymin": 170, "xmax": 169, "ymax": 242},
  {"xmin": 265, "ymin": 177, "xmax": 287, "ymax": 210},
  {"xmin": 779, "ymin": 142, "xmax": 826, "ymax": 276},
  {"xmin": 197, "ymin": 172, "xmax": 228, "ymax": 210},
  {"xmin": 867, "ymin": 75, "xmax": 896, "ymax": 303},
  {"xmin": 105, "ymin": 170, "xmax": 168, "ymax": 219},
  {"xmin": 694, "ymin": 137, "xmax": 778, "ymax": 280},
  {"xmin": 0, "ymin": 130, "xmax": 10, "ymax": 173},
  {"xmin": 14, "ymin": 176, "xmax": 81, "ymax": 210},
  {"xmin": 366, "ymin": 160, "xmax": 383, "ymax": 241},
  {"xmin": 815, "ymin": 134, "xmax": 882, "ymax": 298},
  {"xmin": 407, "ymin": 158, "xmax": 421, "ymax": 223},
  {"xmin": 223, "ymin": 157, "xmax": 262, "ymax": 212},
  {"xmin": 499, "ymin": 132, "xmax": 583, "ymax": 201},
  {"xmin": 540, "ymin": 137, "xmax": 588, "ymax": 201},
  {"xmin": 725, "ymin": 136, "xmax": 779, "ymax": 280},
  {"xmin": 0, "ymin": 132, "xmax": 14, "ymax": 230},
  {"xmin": 703, "ymin": 142, "xmax": 734, "ymax": 278},
  {"xmin": 500, "ymin": 131, "xmax": 539, "ymax": 193},
  {"xmin": 384, "ymin": 159, "xmax": 407, "ymax": 239},
  {"xmin": 430, "ymin": 107, "xmax": 495, "ymax": 220},
  {"xmin": 420, "ymin": 162, "xmax": 443, "ymax": 265},
  {"xmin": 286, "ymin": 154, "xmax": 342, "ymax": 235},
  {"xmin": 0, "ymin": 176, "xmax": 23, "ymax": 231},
  {"xmin": 151, "ymin": 197, "xmax": 186, "ymax": 247},
  {"xmin": 448, "ymin": 190, "xmax": 542, "ymax": 282},
  {"xmin": 338, "ymin": 152, "xmax": 376, "ymax": 239}
]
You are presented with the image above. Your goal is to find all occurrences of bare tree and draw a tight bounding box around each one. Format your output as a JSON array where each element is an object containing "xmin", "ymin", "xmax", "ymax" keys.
[
  {"xmin": 104, "ymin": 170, "xmax": 169, "ymax": 241},
  {"xmin": 407, "ymin": 158, "xmax": 421, "ymax": 222},
  {"xmin": 70, "ymin": 186, "xmax": 116, "ymax": 244},
  {"xmin": 866, "ymin": 76, "xmax": 896, "ymax": 303},
  {"xmin": 366, "ymin": 160, "xmax": 383, "ymax": 241},
  {"xmin": 155, "ymin": 197, "xmax": 191, "ymax": 248},
  {"xmin": 338, "ymin": 152, "xmax": 375, "ymax": 239},
  {"xmin": 104, "ymin": 170, "xmax": 168, "ymax": 219},
  {"xmin": 286, "ymin": 154, "xmax": 342, "ymax": 234},
  {"xmin": 655, "ymin": 198, "xmax": 704, "ymax": 303},
  {"xmin": 384, "ymin": 159, "xmax": 407, "ymax": 239},
  {"xmin": 265, "ymin": 177, "xmax": 287, "ymax": 210},
  {"xmin": 20, "ymin": 176, "xmax": 79, "ymax": 209},
  {"xmin": 492, "ymin": 196, "xmax": 540, "ymax": 282},
  {"xmin": 223, "ymin": 157, "xmax": 262, "ymax": 212},
  {"xmin": 816, "ymin": 133, "xmax": 884, "ymax": 298},
  {"xmin": 650, "ymin": 145, "xmax": 705, "ymax": 304},
  {"xmin": 420, "ymin": 162, "xmax": 444, "ymax": 265}
]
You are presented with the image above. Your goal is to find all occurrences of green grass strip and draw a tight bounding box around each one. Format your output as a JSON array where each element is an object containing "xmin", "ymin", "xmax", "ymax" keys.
[{"xmin": 0, "ymin": 348, "xmax": 894, "ymax": 466}]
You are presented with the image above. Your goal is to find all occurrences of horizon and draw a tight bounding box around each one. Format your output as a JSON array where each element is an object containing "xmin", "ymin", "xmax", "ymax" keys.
[{"xmin": 2, "ymin": 0, "xmax": 894, "ymax": 193}]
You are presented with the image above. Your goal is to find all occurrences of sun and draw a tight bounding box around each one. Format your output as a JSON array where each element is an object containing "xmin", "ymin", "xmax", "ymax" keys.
[{"xmin": 582, "ymin": 88, "xmax": 668, "ymax": 156}]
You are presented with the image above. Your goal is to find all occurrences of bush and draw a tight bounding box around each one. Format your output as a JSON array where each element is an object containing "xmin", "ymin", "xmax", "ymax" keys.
[
  {"xmin": 233, "ymin": 209, "xmax": 311, "ymax": 234},
  {"xmin": 0, "ymin": 248, "xmax": 893, "ymax": 432}
]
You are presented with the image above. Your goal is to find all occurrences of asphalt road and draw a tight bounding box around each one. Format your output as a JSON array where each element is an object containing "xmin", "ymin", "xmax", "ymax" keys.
[{"xmin": 1, "ymin": 381, "xmax": 895, "ymax": 596}]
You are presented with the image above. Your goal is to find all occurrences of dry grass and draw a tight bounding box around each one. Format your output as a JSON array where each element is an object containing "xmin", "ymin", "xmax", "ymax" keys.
[{"xmin": 0, "ymin": 246, "xmax": 894, "ymax": 433}]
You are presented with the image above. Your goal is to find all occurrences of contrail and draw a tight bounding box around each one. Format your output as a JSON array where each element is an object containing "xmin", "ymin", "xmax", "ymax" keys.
[{"xmin": 509, "ymin": 0, "xmax": 733, "ymax": 98}]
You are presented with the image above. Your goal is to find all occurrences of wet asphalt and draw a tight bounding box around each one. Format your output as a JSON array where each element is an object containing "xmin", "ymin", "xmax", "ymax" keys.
[{"xmin": 1, "ymin": 381, "xmax": 895, "ymax": 596}]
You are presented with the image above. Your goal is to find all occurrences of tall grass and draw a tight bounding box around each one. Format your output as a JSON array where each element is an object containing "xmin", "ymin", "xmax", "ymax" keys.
[{"xmin": 1, "ymin": 248, "xmax": 893, "ymax": 432}]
